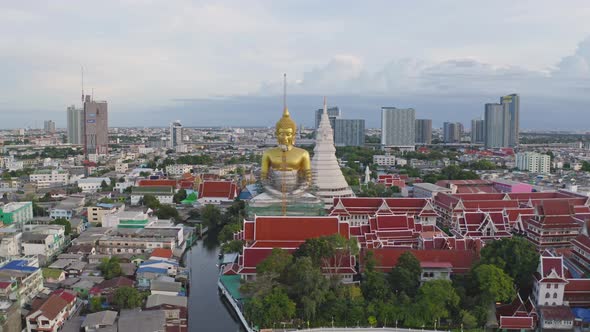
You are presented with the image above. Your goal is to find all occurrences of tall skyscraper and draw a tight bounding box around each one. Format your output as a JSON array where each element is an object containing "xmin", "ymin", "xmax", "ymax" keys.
[
  {"xmin": 83, "ymin": 95, "xmax": 108, "ymax": 155},
  {"xmin": 381, "ymin": 107, "xmax": 415, "ymax": 147},
  {"xmin": 315, "ymin": 106, "xmax": 341, "ymax": 129},
  {"xmin": 43, "ymin": 120, "xmax": 56, "ymax": 134},
  {"xmin": 501, "ymin": 94, "xmax": 520, "ymax": 147},
  {"xmin": 415, "ymin": 119, "xmax": 432, "ymax": 144},
  {"xmin": 484, "ymin": 103, "xmax": 509, "ymax": 148},
  {"xmin": 443, "ymin": 122, "xmax": 462, "ymax": 143},
  {"xmin": 471, "ymin": 119, "xmax": 485, "ymax": 144},
  {"xmin": 170, "ymin": 120, "xmax": 183, "ymax": 148},
  {"xmin": 67, "ymin": 105, "xmax": 84, "ymax": 144},
  {"xmin": 333, "ymin": 119, "xmax": 365, "ymax": 147}
]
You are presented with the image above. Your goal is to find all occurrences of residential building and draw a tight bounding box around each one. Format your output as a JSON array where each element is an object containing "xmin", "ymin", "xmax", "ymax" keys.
[
  {"xmin": 49, "ymin": 195, "xmax": 85, "ymax": 220},
  {"xmin": 373, "ymin": 155, "xmax": 396, "ymax": 167},
  {"xmin": 29, "ymin": 170, "xmax": 69, "ymax": 188},
  {"xmin": 169, "ymin": 120, "xmax": 183, "ymax": 150},
  {"xmin": 315, "ymin": 106, "xmax": 340, "ymax": 129},
  {"xmin": 0, "ymin": 232, "xmax": 22, "ymax": 257},
  {"xmin": 26, "ymin": 290, "xmax": 77, "ymax": 332},
  {"xmin": 415, "ymin": 119, "xmax": 432, "ymax": 144},
  {"xmin": 165, "ymin": 164, "xmax": 192, "ymax": 176},
  {"xmin": 0, "ymin": 202, "xmax": 33, "ymax": 225},
  {"xmin": 333, "ymin": 119, "xmax": 365, "ymax": 147},
  {"xmin": 77, "ymin": 177, "xmax": 111, "ymax": 193},
  {"xmin": 81, "ymin": 310, "xmax": 118, "ymax": 332},
  {"xmin": 130, "ymin": 186, "xmax": 174, "ymax": 205},
  {"xmin": 103, "ymin": 209, "xmax": 154, "ymax": 228},
  {"xmin": 43, "ymin": 120, "xmax": 56, "ymax": 134},
  {"xmin": 115, "ymin": 162, "xmax": 128, "ymax": 174},
  {"xmin": 67, "ymin": 105, "xmax": 84, "ymax": 145},
  {"xmin": 381, "ymin": 107, "xmax": 415, "ymax": 148},
  {"xmin": 117, "ymin": 309, "xmax": 166, "ymax": 332},
  {"xmin": 83, "ymin": 95, "xmax": 108, "ymax": 156},
  {"xmin": 443, "ymin": 122, "xmax": 462, "ymax": 143},
  {"xmin": 501, "ymin": 94, "xmax": 520, "ymax": 147},
  {"xmin": 516, "ymin": 152, "xmax": 551, "ymax": 174},
  {"xmin": 0, "ymin": 259, "xmax": 44, "ymax": 306},
  {"xmin": 413, "ymin": 182, "xmax": 452, "ymax": 198},
  {"xmin": 22, "ymin": 229, "xmax": 65, "ymax": 258},
  {"xmin": 484, "ymin": 103, "xmax": 509, "ymax": 148},
  {"xmin": 471, "ymin": 119, "xmax": 485, "ymax": 144},
  {"xmin": 87, "ymin": 204, "xmax": 123, "ymax": 225}
]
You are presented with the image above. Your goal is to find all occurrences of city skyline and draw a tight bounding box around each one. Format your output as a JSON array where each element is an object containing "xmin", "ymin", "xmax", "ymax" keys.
[{"xmin": 1, "ymin": 1, "xmax": 590, "ymax": 129}]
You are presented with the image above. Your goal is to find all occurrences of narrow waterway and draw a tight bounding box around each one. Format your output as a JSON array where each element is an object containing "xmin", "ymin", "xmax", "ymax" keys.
[{"xmin": 186, "ymin": 235, "xmax": 246, "ymax": 332}]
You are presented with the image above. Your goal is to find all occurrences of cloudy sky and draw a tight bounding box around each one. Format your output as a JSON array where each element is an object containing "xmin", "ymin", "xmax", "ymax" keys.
[{"xmin": 2, "ymin": 0, "xmax": 590, "ymax": 130}]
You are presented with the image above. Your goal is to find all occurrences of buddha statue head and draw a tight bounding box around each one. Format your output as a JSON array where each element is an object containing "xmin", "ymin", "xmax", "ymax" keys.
[{"xmin": 275, "ymin": 107, "xmax": 297, "ymax": 150}]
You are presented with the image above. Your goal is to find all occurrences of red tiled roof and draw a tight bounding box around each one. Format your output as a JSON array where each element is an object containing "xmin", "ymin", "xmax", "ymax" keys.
[
  {"xmin": 151, "ymin": 248, "xmax": 173, "ymax": 259},
  {"xmin": 198, "ymin": 181, "xmax": 238, "ymax": 199},
  {"xmin": 0, "ymin": 282, "xmax": 11, "ymax": 289},
  {"xmin": 138, "ymin": 179, "xmax": 178, "ymax": 188},
  {"xmin": 539, "ymin": 200, "xmax": 575, "ymax": 216},
  {"xmin": 499, "ymin": 316, "xmax": 534, "ymax": 330},
  {"xmin": 365, "ymin": 248, "xmax": 477, "ymax": 273},
  {"xmin": 539, "ymin": 306, "xmax": 574, "ymax": 321},
  {"xmin": 540, "ymin": 256, "xmax": 565, "ymax": 279},
  {"xmin": 252, "ymin": 216, "xmax": 347, "ymax": 242}
]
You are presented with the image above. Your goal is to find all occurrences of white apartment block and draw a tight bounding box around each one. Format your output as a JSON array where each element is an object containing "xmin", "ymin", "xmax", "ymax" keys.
[
  {"xmin": 165, "ymin": 164, "xmax": 192, "ymax": 176},
  {"xmin": 77, "ymin": 177, "xmax": 111, "ymax": 193},
  {"xmin": 516, "ymin": 152, "xmax": 550, "ymax": 174},
  {"xmin": 373, "ymin": 155, "xmax": 396, "ymax": 167},
  {"xmin": 29, "ymin": 170, "xmax": 69, "ymax": 188},
  {"xmin": 115, "ymin": 163, "xmax": 129, "ymax": 173}
]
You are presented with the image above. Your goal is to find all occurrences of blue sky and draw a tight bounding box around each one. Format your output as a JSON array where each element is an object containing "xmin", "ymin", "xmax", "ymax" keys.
[{"xmin": 1, "ymin": 1, "xmax": 590, "ymax": 129}]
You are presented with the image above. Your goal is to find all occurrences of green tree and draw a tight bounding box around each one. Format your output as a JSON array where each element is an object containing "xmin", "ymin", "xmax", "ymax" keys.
[
  {"xmin": 473, "ymin": 264, "xmax": 515, "ymax": 304},
  {"xmin": 283, "ymin": 257, "xmax": 329, "ymax": 321},
  {"xmin": 90, "ymin": 296, "xmax": 103, "ymax": 312},
  {"xmin": 201, "ymin": 204, "xmax": 222, "ymax": 229},
  {"xmin": 100, "ymin": 180, "xmax": 109, "ymax": 190},
  {"xmin": 478, "ymin": 237, "xmax": 539, "ymax": 290},
  {"xmin": 389, "ymin": 251, "xmax": 422, "ymax": 297},
  {"xmin": 142, "ymin": 194, "xmax": 160, "ymax": 209},
  {"xmin": 257, "ymin": 248, "xmax": 292, "ymax": 277},
  {"xmin": 415, "ymin": 280, "xmax": 460, "ymax": 325},
  {"xmin": 218, "ymin": 222, "xmax": 242, "ymax": 243},
  {"xmin": 155, "ymin": 205, "xmax": 180, "ymax": 220},
  {"xmin": 173, "ymin": 189, "xmax": 187, "ymax": 204},
  {"xmin": 245, "ymin": 288, "xmax": 296, "ymax": 329},
  {"xmin": 221, "ymin": 240, "xmax": 244, "ymax": 254},
  {"xmin": 50, "ymin": 218, "xmax": 72, "ymax": 235},
  {"xmin": 362, "ymin": 271, "xmax": 391, "ymax": 302},
  {"xmin": 98, "ymin": 257, "xmax": 122, "ymax": 280},
  {"xmin": 113, "ymin": 286, "xmax": 142, "ymax": 309}
]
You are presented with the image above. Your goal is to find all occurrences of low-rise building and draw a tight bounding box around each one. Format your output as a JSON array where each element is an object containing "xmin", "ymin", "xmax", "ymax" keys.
[
  {"xmin": 29, "ymin": 169, "xmax": 69, "ymax": 188},
  {"xmin": 0, "ymin": 259, "xmax": 44, "ymax": 306},
  {"xmin": 49, "ymin": 195, "xmax": 85, "ymax": 220},
  {"xmin": 81, "ymin": 310, "xmax": 118, "ymax": 332},
  {"xmin": 77, "ymin": 177, "xmax": 111, "ymax": 193},
  {"xmin": 0, "ymin": 202, "xmax": 33, "ymax": 226},
  {"xmin": 373, "ymin": 154, "xmax": 396, "ymax": 167},
  {"xmin": 413, "ymin": 182, "xmax": 452, "ymax": 198},
  {"xmin": 0, "ymin": 231, "xmax": 22, "ymax": 257},
  {"xmin": 130, "ymin": 186, "xmax": 174, "ymax": 206},
  {"xmin": 25, "ymin": 290, "xmax": 77, "ymax": 332}
]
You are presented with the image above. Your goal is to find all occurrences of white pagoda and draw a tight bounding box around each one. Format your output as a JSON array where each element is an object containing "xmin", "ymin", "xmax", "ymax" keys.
[{"xmin": 311, "ymin": 98, "xmax": 355, "ymax": 208}]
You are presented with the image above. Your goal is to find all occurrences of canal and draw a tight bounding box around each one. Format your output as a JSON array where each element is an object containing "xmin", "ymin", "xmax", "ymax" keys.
[{"xmin": 186, "ymin": 234, "xmax": 246, "ymax": 332}]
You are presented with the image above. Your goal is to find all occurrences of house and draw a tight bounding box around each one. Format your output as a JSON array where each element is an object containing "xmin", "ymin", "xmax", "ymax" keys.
[
  {"xmin": 145, "ymin": 304, "xmax": 188, "ymax": 332},
  {"xmin": 26, "ymin": 290, "xmax": 77, "ymax": 332},
  {"xmin": 41, "ymin": 268, "xmax": 66, "ymax": 283},
  {"xmin": 0, "ymin": 259, "xmax": 44, "ymax": 306},
  {"xmin": 77, "ymin": 178, "xmax": 111, "ymax": 193},
  {"xmin": 145, "ymin": 294, "xmax": 187, "ymax": 308},
  {"xmin": 197, "ymin": 181, "xmax": 238, "ymax": 205},
  {"xmin": 150, "ymin": 280, "xmax": 182, "ymax": 296},
  {"xmin": 495, "ymin": 294, "xmax": 538, "ymax": 330},
  {"xmin": 150, "ymin": 248, "xmax": 174, "ymax": 261},
  {"xmin": 136, "ymin": 261, "xmax": 179, "ymax": 289},
  {"xmin": 538, "ymin": 306, "xmax": 575, "ymax": 330},
  {"xmin": 118, "ymin": 309, "xmax": 166, "ymax": 332},
  {"xmin": 89, "ymin": 276, "xmax": 134, "ymax": 302},
  {"xmin": 130, "ymin": 186, "xmax": 174, "ymax": 206},
  {"xmin": 81, "ymin": 310, "xmax": 117, "ymax": 332}
]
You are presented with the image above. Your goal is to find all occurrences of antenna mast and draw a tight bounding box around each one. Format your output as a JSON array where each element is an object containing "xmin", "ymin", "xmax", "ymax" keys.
[{"xmin": 81, "ymin": 65, "xmax": 84, "ymax": 102}]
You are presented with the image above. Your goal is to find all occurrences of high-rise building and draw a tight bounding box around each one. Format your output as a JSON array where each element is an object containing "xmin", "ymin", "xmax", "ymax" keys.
[
  {"xmin": 83, "ymin": 95, "xmax": 108, "ymax": 155},
  {"xmin": 484, "ymin": 103, "xmax": 509, "ymax": 148},
  {"xmin": 43, "ymin": 120, "xmax": 56, "ymax": 134},
  {"xmin": 415, "ymin": 119, "xmax": 432, "ymax": 144},
  {"xmin": 381, "ymin": 107, "xmax": 415, "ymax": 147},
  {"xmin": 501, "ymin": 94, "xmax": 520, "ymax": 147},
  {"xmin": 315, "ymin": 106, "xmax": 341, "ymax": 129},
  {"xmin": 67, "ymin": 105, "xmax": 84, "ymax": 144},
  {"xmin": 170, "ymin": 121, "xmax": 183, "ymax": 149},
  {"xmin": 516, "ymin": 152, "xmax": 550, "ymax": 174},
  {"xmin": 471, "ymin": 119, "xmax": 485, "ymax": 144},
  {"xmin": 443, "ymin": 122, "xmax": 462, "ymax": 143},
  {"xmin": 333, "ymin": 119, "xmax": 365, "ymax": 147}
]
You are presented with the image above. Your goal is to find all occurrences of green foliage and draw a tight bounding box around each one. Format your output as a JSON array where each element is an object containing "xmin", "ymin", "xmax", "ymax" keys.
[
  {"xmin": 176, "ymin": 154, "xmax": 213, "ymax": 165},
  {"xmin": 461, "ymin": 310, "xmax": 478, "ymax": 329},
  {"xmin": 478, "ymin": 237, "xmax": 539, "ymax": 290},
  {"xmin": 90, "ymin": 296, "xmax": 103, "ymax": 312},
  {"xmin": 173, "ymin": 189, "xmax": 187, "ymax": 204},
  {"xmin": 582, "ymin": 161, "xmax": 590, "ymax": 172},
  {"xmin": 358, "ymin": 182, "xmax": 400, "ymax": 197},
  {"xmin": 201, "ymin": 204, "xmax": 222, "ymax": 228},
  {"xmin": 389, "ymin": 251, "xmax": 422, "ymax": 297},
  {"xmin": 414, "ymin": 280, "xmax": 460, "ymax": 323},
  {"xmin": 142, "ymin": 194, "xmax": 160, "ymax": 209},
  {"xmin": 113, "ymin": 286, "xmax": 142, "ymax": 309},
  {"xmin": 50, "ymin": 218, "xmax": 72, "ymax": 235},
  {"xmin": 257, "ymin": 248, "xmax": 292, "ymax": 277},
  {"xmin": 244, "ymin": 288, "xmax": 296, "ymax": 328},
  {"xmin": 362, "ymin": 271, "xmax": 391, "ymax": 302},
  {"xmin": 139, "ymin": 171, "xmax": 151, "ymax": 177},
  {"xmin": 155, "ymin": 205, "xmax": 180, "ymax": 220},
  {"xmin": 284, "ymin": 257, "xmax": 329, "ymax": 321},
  {"xmin": 218, "ymin": 222, "xmax": 242, "ymax": 243},
  {"xmin": 473, "ymin": 264, "xmax": 515, "ymax": 304},
  {"xmin": 98, "ymin": 257, "xmax": 122, "ymax": 280},
  {"xmin": 466, "ymin": 159, "xmax": 497, "ymax": 170},
  {"xmin": 220, "ymin": 240, "xmax": 244, "ymax": 254}
]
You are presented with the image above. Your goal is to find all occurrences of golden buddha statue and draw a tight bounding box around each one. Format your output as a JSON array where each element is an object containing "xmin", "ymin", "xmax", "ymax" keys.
[{"xmin": 260, "ymin": 107, "xmax": 311, "ymax": 197}]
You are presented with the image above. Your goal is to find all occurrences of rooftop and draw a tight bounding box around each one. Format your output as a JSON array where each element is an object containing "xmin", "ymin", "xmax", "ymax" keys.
[{"xmin": 0, "ymin": 201, "xmax": 31, "ymax": 213}]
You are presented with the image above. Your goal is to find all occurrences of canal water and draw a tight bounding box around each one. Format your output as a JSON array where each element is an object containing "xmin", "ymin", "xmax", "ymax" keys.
[{"xmin": 186, "ymin": 235, "xmax": 246, "ymax": 332}]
